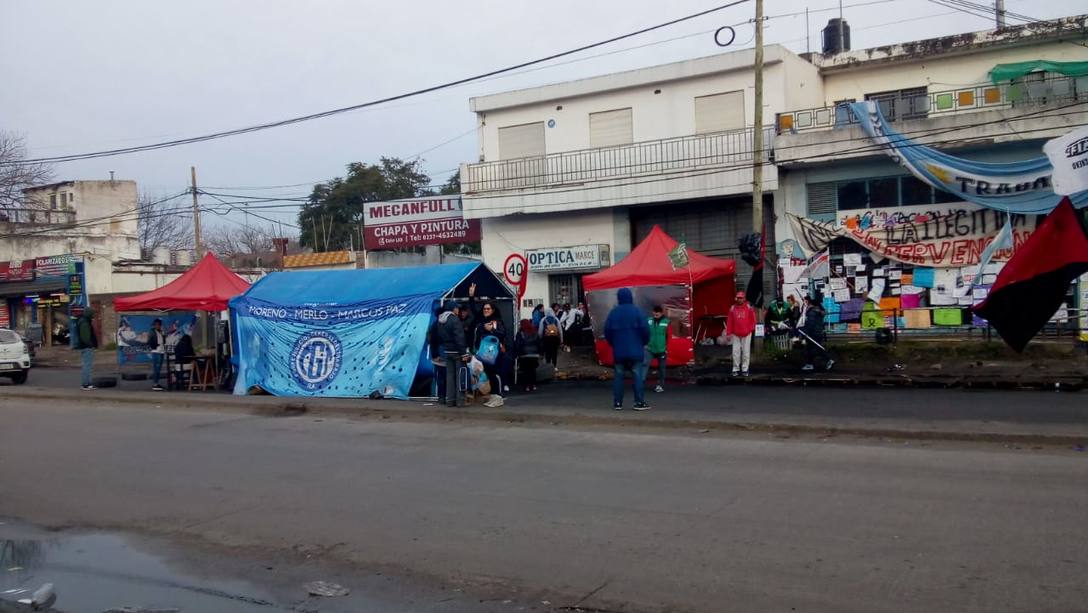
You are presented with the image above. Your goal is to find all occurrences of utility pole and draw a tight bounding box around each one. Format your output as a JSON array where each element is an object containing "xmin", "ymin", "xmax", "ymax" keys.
[
  {"xmin": 752, "ymin": 0, "xmax": 764, "ymax": 236},
  {"xmin": 190, "ymin": 166, "xmax": 203, "ymax": 258},
  {"xmin": 995, "ymin": 0, "xmax": 1006, "ymax": 28}
]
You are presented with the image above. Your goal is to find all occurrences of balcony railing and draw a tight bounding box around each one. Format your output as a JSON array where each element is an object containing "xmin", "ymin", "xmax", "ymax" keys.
[
  {"xmin": 464, "ymin": 126, "xmax": 774, "ymax": 194},
  {"xmin": 776, "ymin": 74, "xmax": 1087, "ymax": 134},
  {"xmin": 0, "ymin": 208, "xmax": 76, "ymax": 225}
]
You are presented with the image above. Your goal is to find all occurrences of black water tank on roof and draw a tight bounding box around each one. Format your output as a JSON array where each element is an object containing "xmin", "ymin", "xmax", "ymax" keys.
[{"xmin": 822, "ymin": 18, "xmax": 851, "ymax": 55}]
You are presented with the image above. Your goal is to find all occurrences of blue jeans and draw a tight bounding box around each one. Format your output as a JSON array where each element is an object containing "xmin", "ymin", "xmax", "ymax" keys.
[
  {"xmin": 81, "ymin": 348, "xmax": 94, "ymax": 387},
  {"xmin": 612, "ymin": 359, "xmax": 645, "ymax": 406},
  {"xmin": 151, "ymin": 353, "xmax": 164, "ymax": 386}
]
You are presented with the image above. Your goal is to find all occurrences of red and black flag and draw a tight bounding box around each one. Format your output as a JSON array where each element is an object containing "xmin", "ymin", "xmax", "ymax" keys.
[{"xmin": 973, "ymin": 197, "xmax": 1088, "ymax": 352}]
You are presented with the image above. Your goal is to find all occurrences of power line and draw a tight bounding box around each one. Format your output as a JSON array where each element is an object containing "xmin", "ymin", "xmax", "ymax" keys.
[
  {"xmin": 223, "ymin": 109, "xmax": 1088, "ymax": 216},
  {"xmin": 3, "ymin": 0, "xmax": 751, "ymax": 167}
]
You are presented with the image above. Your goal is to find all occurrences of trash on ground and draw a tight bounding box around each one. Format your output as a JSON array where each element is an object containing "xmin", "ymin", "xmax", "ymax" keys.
[{"xmin": 304, "ymin": 581, "xmax": 350, "ymax": 597}]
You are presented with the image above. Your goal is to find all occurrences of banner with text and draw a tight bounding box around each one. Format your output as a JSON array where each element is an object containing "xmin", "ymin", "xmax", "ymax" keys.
[
  {"xmin": 362, "ymin": 196, "xmax": 481, "ymax": 250},
  {"xmin": 788, "ymin": 203, "xmax": 1039, "ymax": 268},
  {"xmin": 850, "ymin": 101, "xmax": 1088, "ymax": 214},
  {"xmin": 231, "ymin": 293, "xmax": 435, "ymax": 399}
]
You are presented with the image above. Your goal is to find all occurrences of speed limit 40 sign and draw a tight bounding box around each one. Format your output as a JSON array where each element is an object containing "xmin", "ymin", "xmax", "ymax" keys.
[
  {"xmin": 503, "ymin": 253, "xmax": 528, "ymax": 301},
  {"xmin": 503, "ymin": 253, "xmax": 527, "ymax": 285}
]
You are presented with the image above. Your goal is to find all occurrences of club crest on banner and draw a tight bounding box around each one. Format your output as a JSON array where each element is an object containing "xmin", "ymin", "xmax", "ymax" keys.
[{"xmin": 291, "ymin": 330, "xmax": 342, "ymax": 391}]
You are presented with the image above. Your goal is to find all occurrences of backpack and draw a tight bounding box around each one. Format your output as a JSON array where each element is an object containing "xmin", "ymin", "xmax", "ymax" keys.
[
  {"xmin": 543, "ymin": 316, "xmax": 560, "ymax": 337},
  {"xmin": 476, "ymin": 335, "xmax": 501, "ymax": 365}
]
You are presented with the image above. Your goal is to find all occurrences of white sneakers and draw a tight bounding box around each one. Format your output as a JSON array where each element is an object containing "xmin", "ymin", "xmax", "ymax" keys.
[{"xmin": 484, "ymin": 395, "xmax": 505, "ymax": 408}]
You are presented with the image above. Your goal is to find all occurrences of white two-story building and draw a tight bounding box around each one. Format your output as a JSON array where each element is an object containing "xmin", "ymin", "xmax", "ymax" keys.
[{"xmin": 461, "ymin": 44, "xmax": 825, "ymax": 311}]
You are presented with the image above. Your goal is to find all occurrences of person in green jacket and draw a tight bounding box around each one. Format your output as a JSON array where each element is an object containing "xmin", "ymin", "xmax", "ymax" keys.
[
  {"xmin": 74, "ymin": 307, "xmax": 98, "ymax": 390},
  {"xmin": 647, "ymin": 305, "xmax": 669, "ymax": 393}
]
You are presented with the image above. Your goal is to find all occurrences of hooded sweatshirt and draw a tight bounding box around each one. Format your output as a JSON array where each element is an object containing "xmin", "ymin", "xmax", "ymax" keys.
[
  {"xmin": 726, "ymin": 300, "xmax": 757, "ymax": 338},
  {"xmin": 76, "ymin": 308, "xmax": 98, "ymax": 349},
  {"xmin": 538, "ymin": 308, "xmax": 563, "ymax": 343},
  {"xmin": 436, "ymin": 309, "xmax": 469, "ymax": 356},
  {"xmin": 604, "ymin": 288, "xmax": 650, "ymax": 362}
]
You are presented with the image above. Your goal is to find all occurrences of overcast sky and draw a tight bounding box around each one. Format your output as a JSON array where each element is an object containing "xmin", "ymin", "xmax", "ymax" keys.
[{"xmin": 2, "ymin": 0, "xmax": 1083, "ymax": 233}]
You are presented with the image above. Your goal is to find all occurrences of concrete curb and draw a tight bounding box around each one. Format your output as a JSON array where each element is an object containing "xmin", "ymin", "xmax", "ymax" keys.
[
  {"xmin": 555, "ymin": 371, "xmax": 1088, "ymax": 391},
  {"xmin": 4, "ymin": 387, "xmax": 1086, "ymax": 447}
]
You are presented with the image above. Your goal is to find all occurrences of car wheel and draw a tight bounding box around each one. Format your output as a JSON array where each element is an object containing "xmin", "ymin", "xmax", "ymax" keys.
[{"xmin": 11, "ymin": 371, "xmax": 27, "ymax": 385}]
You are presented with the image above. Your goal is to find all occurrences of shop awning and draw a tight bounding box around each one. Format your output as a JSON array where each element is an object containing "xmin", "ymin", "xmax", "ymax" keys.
[
  {"xmin": 0, "ymin": 278, "xmax": 67, "ymax": 299},
  {"xmin": 990, "ymin": 60, "xmax": 1088, "ymax": 83},
  {"xmin": 114, "ymin": 253, "xmax": 251, "ymax": 312}
]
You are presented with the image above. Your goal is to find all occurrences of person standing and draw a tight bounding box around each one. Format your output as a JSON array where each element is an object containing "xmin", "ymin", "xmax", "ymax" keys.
[
  {"xmin": 469, "ymin": 285, "xmax": 508, "ymax": 407},
  {"xmin": 604, "ymin": 288, "xmax": 650, "ymax": 411},
  {"xmin": 786, "ymin": 295, "xmax": 801, "ymax": 329},
  {"xmin": 75, "ymin": 307, "xmax": 98, "ymax": 390},
  {"xmin": 530, "ymin": 304, "xmax": 545, "ymax": 329},
  {"xmin": 435, "ymin": 301, "xmax": 472, "ymax": 407},
  {"xmin": 801, "ymin": 294, "xmax": 835, "ymax": 372},
  {"xmin": 514, "ymin": 319, "xmax": 541, "ymax": 392},
  {"xmin": 560, "ymin": 302, "xmax": 584, "ymax": 352},
  {"xmin": 539, "ymin": 307, "xmax": 563, "ymax": 367},
  {"xmin": 148, "ymin": 318, "xmax": 166, "ymax": 391},
  {"xmin": 726, "ymin": 291, "xmax": 757, "ymax": 377},
  {"xmin": 646, "ymin": 305, "xmax": 670, "ymax": 393}
]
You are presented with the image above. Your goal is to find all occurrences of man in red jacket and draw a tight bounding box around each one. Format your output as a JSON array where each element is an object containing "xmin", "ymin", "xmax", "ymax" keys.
[{"xmin": 726, "ymin": 291, "xmax": 757, "ymax": 377}]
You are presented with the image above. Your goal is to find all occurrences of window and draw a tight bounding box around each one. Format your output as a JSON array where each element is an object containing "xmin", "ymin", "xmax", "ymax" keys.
[
  {"xmin": 694, "ymin": 91, "xmax": 744, "ymax": 134},
  {"xmin": 589, "ymin": 108, "xmax": 633, "ymax": 147},
  {"xmin": 498, "ymin": 122, "xmax": 545, "ymax": 160},
  {"xmin": 864, "ymin": 87, "xmax": 929, "ymax": 121},
  {"xmin": 900, "ymin": 176, "xmax": 932, "ymax": 206},
  {"xmin": 68, "ymin": 193, "xmax": 74, "ymax": 203},
  {"xmin": 810, "ymin": 175, "xmax": 963, "ymax": 213},
  {"xmin": 868, "ymin": 178, "xmax": 899, "ymax": 208},
  {"xmin": 49, "ymin": 194, "xmax": 57, "ymax": 209},
  {"xmin": 836, "ymin": 181, "xmax": 868, "ymax": 210}
]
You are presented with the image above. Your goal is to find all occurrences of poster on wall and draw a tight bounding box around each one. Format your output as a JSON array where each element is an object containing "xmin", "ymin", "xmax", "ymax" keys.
[
  {"xmin": 361, "ymin": 196, "xmax": 481, "ymax": 250},
  {"xmin": 789, "ymin": 204, "xmax": 1039, "ymax": 268},
  {"xmin": 116, "ymin": 312, "xmax": 197, "ymax": 364}
]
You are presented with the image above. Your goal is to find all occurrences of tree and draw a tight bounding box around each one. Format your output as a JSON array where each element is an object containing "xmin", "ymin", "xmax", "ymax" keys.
[
  {"xmin": 298, "ymin": 157, "xmax": 430, "ymax": 252},
  {"xmin": 138, "ymin": 192, "xmax": 192, "ymax": 258},
  {"xmin": 0, "ymin": 131, "xmax": 54, "ymax": 210},
  {"xmin": 203, "ymin": 220, "xmax": 281, "ymax": 258},
  {"xmin": 439, "ymin": 170, "xmax": 461, "ymax": 196}
]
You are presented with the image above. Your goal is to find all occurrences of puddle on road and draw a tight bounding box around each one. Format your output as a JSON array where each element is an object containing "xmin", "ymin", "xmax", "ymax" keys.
[
  {"xmin": 0, "ymin": 522, "xmax": 507, "ymax": 613},
  {"xmin": 0, "ymin": 528, "xmax": 287, "ymax": 612}
]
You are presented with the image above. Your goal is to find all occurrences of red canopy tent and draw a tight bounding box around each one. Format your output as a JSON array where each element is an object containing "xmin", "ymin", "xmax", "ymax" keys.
[
  {"xmin": 583, "ymin": 225, "xmax": 735, "ymax": 366},
  {"xmin": 114, "ymin": 253, "xmax": 251, "ymax": 312}
]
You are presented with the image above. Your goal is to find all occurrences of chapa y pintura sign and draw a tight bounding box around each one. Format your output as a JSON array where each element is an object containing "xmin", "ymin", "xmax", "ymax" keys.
[{"xmin": 362, "ymin": 196, "xmax": 481, "ymax": 250}]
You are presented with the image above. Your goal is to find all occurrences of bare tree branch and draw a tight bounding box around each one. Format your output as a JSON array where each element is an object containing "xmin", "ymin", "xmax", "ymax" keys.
[
  {"xmin": 138, "ymin": 192, "xmax": 193, "ymax": 258},
  {"xmin": 203, "ymin": 220, "xmax": 286, "ymax": 258},
  {"xmin": 0, "ymin": 131, "xmax": 55, "ymax": 209}
]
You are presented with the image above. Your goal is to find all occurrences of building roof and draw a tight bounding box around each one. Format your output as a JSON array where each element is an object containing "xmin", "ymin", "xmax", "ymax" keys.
[
  {"xmin": 22, "ymin": 179, "xmax": 135, "ymax": 193},
  {"xmin": 807, "ymin": 14, "xmax": 1088, "ymax": 73},
  {"xmin": 282, "ymin": 250, "xmax": 355, "ymax": 269},
  {"xmin": 470, "ymin": 44, "xmax": 796, "ymax": 112}
]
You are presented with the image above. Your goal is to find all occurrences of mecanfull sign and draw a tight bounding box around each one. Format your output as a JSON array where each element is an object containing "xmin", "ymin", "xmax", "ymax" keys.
[{"xmin": 362, "ymin": 196, "xmax": 481, "ymax": 250}]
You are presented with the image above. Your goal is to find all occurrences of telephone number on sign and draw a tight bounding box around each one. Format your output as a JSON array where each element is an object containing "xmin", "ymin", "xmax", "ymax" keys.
[{"xmin": 376, "ymin": 231, "xmax": 468, "ymax": 246}]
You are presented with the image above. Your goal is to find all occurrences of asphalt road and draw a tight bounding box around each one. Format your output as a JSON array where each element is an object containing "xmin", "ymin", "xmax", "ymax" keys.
[
  {"xmin": 12, "ymin": 366, "xmax": 1088, "ymax": 431},
  {"xmin": 1, "ymin": 399, "xmax": 1086, "ymax": 612}
]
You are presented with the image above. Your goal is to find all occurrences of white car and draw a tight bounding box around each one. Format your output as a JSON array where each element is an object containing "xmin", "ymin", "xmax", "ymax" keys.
[{"xmin": 0, "ymin": 328, "xmax": 31, "ymax": 384}]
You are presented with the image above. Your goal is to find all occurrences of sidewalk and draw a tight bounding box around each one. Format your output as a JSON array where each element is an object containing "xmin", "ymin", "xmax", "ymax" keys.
[{"xmin": 552, "ymin": 341, "xmax": 1088, "ymax": 391}]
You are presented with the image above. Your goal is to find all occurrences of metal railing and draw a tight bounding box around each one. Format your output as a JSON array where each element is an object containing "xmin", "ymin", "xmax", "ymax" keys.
[
  {"xmin": 464, "ymin": 126, "xmax": 774, "ymax": 194},
  {"xmin": 0, "ymin": 208, "xmax": 76, "ymax": 224},
  {"xmin": 776, "ymin": 74, "xmax": 1087, "ymax": 134}
]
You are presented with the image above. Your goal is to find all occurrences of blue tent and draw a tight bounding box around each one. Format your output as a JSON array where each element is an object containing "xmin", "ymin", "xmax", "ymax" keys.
[{"xmin": 229, "ymin": 262, "xmax": 512, "ymax": 399}]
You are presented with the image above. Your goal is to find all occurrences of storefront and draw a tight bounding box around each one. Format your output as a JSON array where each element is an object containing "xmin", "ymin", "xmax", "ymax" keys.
[
  {"xmin": 525, "ymin": 244, "xmax": 611, "ymax": 308},
  {"xmin": 0, "ymin": 254, "xmax": 86, "ymax": 345}
]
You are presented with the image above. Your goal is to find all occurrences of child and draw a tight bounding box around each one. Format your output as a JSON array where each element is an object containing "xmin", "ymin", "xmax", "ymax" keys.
[{"xmin": 646, "ymin": 305, "xmax": 669, "ymax": 393}]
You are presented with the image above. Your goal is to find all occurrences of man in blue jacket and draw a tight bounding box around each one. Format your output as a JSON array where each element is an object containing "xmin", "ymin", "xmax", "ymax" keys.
[{"xmin": 604, "ymin": 287, "xmax": 651, "ymax": 411}]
